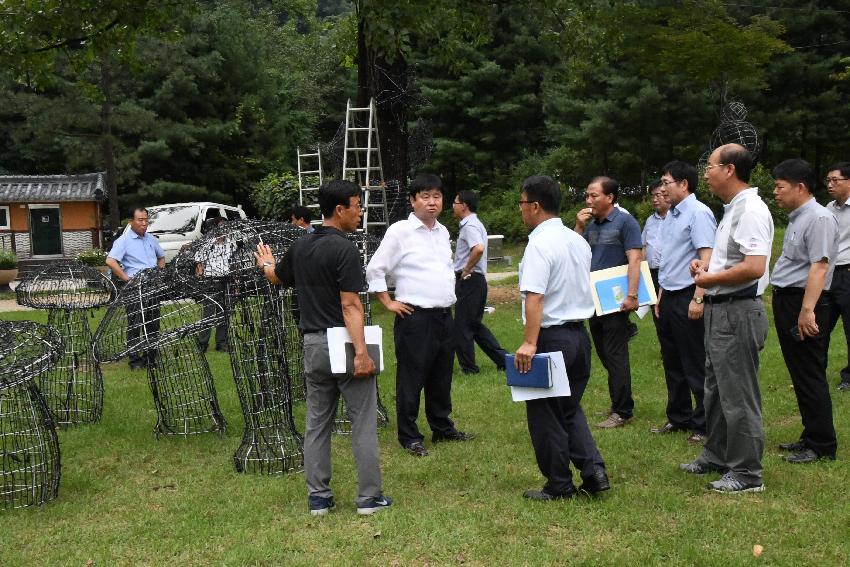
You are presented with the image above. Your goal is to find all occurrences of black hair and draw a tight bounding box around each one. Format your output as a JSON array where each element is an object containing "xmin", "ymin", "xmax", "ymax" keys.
[
  {"xmin": 520, "ymin": 175, "xmax": 561, "ymax": 214},
  {"xmin": 456, "ymin": 189, "xmax": 478, "ymax": 213},
  {"xmin": 318, "ymin": 179, "xmax": 361, "ymax": 217},
  {"xmin": 718, "ymin": 144, "xmax": 754, "ymax": 183},
  {"xmin": 662, "ymin": 160, "xmax": 698, "ymax": 193},
  {"xmin": 827, "ymin": 162, "xmax": 850, "ymax": 179},
  {"xmin": 291, "ymin": 205, "xmax": 313, "ymax": 223},
  {"xmin": 130, "ymin": 207, "xmax": 148, "ymax": 219},
  {"xmin": 409, "ymin": 173, "xmax": 444, "ymax": 198},
  {"xmin": 648, "ymin": 179, "xmax": 663, "ymax": 192},
  {"xmin": 773, "ymin": 158, "xmax": 815, "ymax": 193},
  {"xmin": 590, "ymin": 176, "xmax": 619, "ymax": 203}
]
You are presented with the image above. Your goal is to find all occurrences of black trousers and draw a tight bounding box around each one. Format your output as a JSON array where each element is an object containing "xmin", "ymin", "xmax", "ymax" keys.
[
  {"xmin": 588, "ymin": 311, "xmax": 634, "ymax": 418},
  {"xmin": 827, "ymin": 265, "xmax": 850, "ymax": 384},
  {"xmin": 454, "ymin": 272, "xmax": 506, "ymax": 372},
  {"xmin": 197, "ymin": 288, "xmax": 228, "ymax": 350},
  {"xmin": 526, "ymin": 324, "xmax": 604, "ymax": 495},
  {"xmin": 394, "ymin": 309, "xmax": 456, "ymax": 446},
  {"xmin": 773, "ymin": 288, "xmax": 837, "ymax": 457},
  {"xmin": 126, "ymin": 302, "xmax": 160, "ymax": 367},
  {"xmin": 656, "ymin": 286, "xmax": 706, "ymax": 433}
]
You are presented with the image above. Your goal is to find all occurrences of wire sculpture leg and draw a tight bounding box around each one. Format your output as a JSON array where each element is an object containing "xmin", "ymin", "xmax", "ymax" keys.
[
  {"xmin": 41, "ymin": 309, "xmax": 103, "ymax": 426},
  {"xmin": 1, "ymin": 383, "xmax": 61, "ymax": 510},
  {"xmin": 228, "ymin": 289, "xmax": 303, "ymax": 474},
  {"xmin": 147, "ymin": 337, "xmax": 227, "ymax": 437}
]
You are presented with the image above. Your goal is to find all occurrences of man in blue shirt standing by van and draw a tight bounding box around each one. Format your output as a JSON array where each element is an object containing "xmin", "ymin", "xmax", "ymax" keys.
[{"xmin": 106, "ymin": 207, "xmax": 166, "ymax": 370}]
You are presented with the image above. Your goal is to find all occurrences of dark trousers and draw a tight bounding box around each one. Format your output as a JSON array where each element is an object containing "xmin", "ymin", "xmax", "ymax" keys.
[
  {"xmin": 827, "ymin": 265, "xmax": 850, "ymax": 384},
  {"xmin": 526, "ymin": 324, "xmax": 604, "ymax": 495},
  {"xmin": 454, "ymin": 272, "xmax": 506, "ymax": 372},
  {"xmin": 773, "ymin": 288, "xmax": 837, "ymax": 457},
  {"xmin": 656, "ymin": 286, "xmax": 706, "ymax": 433},
  {"xmin": 394, "ymin": 309, "xmax": 456, "ymax": 446},
  {"xmin": 197, "ymin": 289, "xmax": 228, "ymax": 350},
  {"xmin": 127, "ymin": 302, "xmax": 160, "ymax": 367},
  {"xmin": 588, "ymin": 311, "xmax": 634, "ymax": 418}
]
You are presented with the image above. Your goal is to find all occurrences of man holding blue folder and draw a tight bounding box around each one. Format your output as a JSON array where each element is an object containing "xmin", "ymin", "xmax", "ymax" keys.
[{"xmin": 514, "ymin": 175, "xmax": 609, "ymax": 500}]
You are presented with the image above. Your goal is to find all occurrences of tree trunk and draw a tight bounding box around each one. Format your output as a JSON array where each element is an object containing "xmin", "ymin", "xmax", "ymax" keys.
[
  {"xmin": 100, "ymin": 52, "xmax": 120, "ymax": 230},
  {"xmin": 356, "ymin": 7, "xmax": 409, "ymax": 190}
]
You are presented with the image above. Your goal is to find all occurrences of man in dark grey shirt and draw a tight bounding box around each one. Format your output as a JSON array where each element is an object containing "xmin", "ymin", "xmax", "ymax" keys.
[{"xmin": 771, "ymin": 158, "xmax": 839, "ymax": 465}]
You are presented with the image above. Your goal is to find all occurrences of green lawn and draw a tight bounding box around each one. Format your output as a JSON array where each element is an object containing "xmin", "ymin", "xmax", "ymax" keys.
[{"xmin": 1, "ymin": 284, "xmax": 848, "ymax": 565}]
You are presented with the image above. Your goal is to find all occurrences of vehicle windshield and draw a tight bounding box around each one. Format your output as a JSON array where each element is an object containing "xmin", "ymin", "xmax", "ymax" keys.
[{"xmin": 147, "ymin": 205, "xmax": 200, "ymax": 233}]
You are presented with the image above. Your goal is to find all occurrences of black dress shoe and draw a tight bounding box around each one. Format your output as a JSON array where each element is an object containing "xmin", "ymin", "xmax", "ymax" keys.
[
  {"xmin": 778, "ymin": 440, "xmax": 807, "ymax": 452},
  {"xmin": 649, "ymin": 422, "xmax": 687, "ymax": 434},
  {"xmin": 523, "ymin": 488, "xmax": 575, "ymax": 501},
  {"xmin": 580, "ymin": 468, "xmax": 611, "ymax": 496},
  {"xmin": 784, "ymin": 448, "xmax": 835, "ymax": 464},
  {"xmin": 404, "ymin": 441, "xmax": 429, "ymax": 457},
  {"xmin": 461, "ymin": 367, "xmax": 480, "ymax": 375},
  {"xmin": 432, "ymin": 430, "xmax": 475, "ymax": 443}
]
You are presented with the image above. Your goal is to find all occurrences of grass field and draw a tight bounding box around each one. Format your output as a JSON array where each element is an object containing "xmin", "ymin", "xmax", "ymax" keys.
[{"xmin": 1, "ymin": 279, "xmax": 849, "ymax": 565}]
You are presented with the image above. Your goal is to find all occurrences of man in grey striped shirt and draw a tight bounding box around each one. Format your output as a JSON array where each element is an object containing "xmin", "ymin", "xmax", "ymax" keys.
[{"xmin": 680, "ymin": 144, "xmax": 773, "ymax": 494}]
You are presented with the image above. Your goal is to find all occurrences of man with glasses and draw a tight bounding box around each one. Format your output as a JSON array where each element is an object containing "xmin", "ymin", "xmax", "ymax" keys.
[
  {"xmin": 451, "ymin": 190, "xmax": 507, "ymax": 374},
  {"xmin": 771, "ymin": 158, "xmax": 838, "ymax": 465},
  {"xmin": 642, "ymin": 179, "xmax": 669, "ymax": 295},
  {"xmin": 650, "ymin": 161, "xmax": 716, "ymax": 445},
  {"xmin": 106, "ymin": 207, "xmax": 166, "ymax": 370},
  {"xmin": 367, "ymin": 173, "xmax": 473, "ymax": 458},
  {"xmin": 682, "ymin": 144, "xmax": 772, "ymax": 493},
  {"xmin": 825, "ymin": 162, "xmax": 850, "ymax": 391},
  {"xmin": 575, "ymin": 176, "xmax": 643, "ymax": 429}
]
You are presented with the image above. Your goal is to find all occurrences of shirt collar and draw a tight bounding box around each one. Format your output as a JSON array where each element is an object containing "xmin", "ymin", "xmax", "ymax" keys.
[
  {"xmin": 724, "ymin": 187, "xmax": 757, "ymax": 211},
  {"xmin": 529, "ymin": 217, "xmax": 563, "ymax": 239},
  {"xmin": 830, "ymin": 199, "xmax": 849, "ymax": 210},
  {"xmin": 789, "ymin": 196, "xmax": 817, "ymax": 222},
  {"xmin": 594, "ymin": 207, "xmax": 619, "ymax": 224},
  {"xmin": 408, "ymin": 212, "xmax": 442, "ymax": 232},
  {"xmin": 129, "ymin": 230, "xmax": 145, "ymax": 240},
  {"xmin": 670, "ymin": 193, "xmax": 696, "ymax": 218},
  {"xmin": 459, "ymin": 213, "xmax": 477, "ymax": 227},
  {"xmin": 652, "ymin": 211, "xmax": 667, "ymax": 220}
]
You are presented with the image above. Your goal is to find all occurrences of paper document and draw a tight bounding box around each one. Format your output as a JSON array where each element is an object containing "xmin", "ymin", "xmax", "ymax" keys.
[
  {"xmin": 509, "ymin": 350, "xmax": 570, "ymax": 402},
  {"xmin": 589, "ymin": 260, "xmax": 658, "ymax": 316},
  {"xmin": 636, "ymin": 305, "xmax": 651, "ymax": 319},
  {"xmin": 328, "ymin": 325, "xmax": 384, "ymax": 374}
]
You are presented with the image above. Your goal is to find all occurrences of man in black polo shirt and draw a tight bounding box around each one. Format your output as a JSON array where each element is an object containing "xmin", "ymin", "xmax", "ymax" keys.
[
  {"xmin": 575, "ymin": 176, "xmax": 643, "ymax": 429},
  {"xmin": 255, "ymin": 180, "xmax": 391, "ymax": 516}
]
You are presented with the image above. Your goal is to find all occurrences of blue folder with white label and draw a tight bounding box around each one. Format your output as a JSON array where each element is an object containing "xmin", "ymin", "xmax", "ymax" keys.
[{"xmin": 505, "ymin": 353, "xmax": 553, "ymax": 389}]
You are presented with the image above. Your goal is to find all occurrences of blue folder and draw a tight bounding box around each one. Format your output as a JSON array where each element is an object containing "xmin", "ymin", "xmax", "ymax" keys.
[{"xmin": 505, "ymin": 354, "xmax": 553, "ymax": 389}]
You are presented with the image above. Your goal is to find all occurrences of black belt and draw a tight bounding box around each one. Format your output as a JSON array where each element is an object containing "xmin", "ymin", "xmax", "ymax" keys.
[
  {"xmin": 835, "ymin": 264, "xmax": 850, "ymax": 271},
  {"xmin": 772, "ymin": 286, "xmax": 805, "ymax": 297},
  {"xmin": 705, "ymin": 294, "xmax": 759, "ymax": 304},
  {"xmin": 661, "ymin": 285, "xmax": 696, "ymax": 296},
  {"xmin": 405, "ymin": 304, "xmax": 452, "ymax": 314},
  {"xmin": 303, "ymin": 329, "xmax": 327, "ymax": 335},
  {"xmin": 455, "ymin": 271, "xmax": 484, "ymax": 279},
  {"xmin": 543, "ymin": 321, "xmax": 584, "ymax": 329}
]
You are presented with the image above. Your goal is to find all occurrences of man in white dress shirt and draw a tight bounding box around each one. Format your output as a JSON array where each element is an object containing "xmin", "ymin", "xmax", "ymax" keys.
[
  {"xmin": 366, "ymin": 173, "xmax": 473, "ymax": 457},
  {"xmin": 825, "ymin": 161, "xmax": 850, "ymax": 391}
]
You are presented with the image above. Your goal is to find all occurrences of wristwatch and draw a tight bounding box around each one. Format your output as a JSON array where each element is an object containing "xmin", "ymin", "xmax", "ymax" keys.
[
  {"xmin": 692, "ymin": 296, "xmax": 704, "ymax": 304},
  {"xmin": 627, "ymin": 293, "xmax": 638, "ymax": 299},
  {"xmin": 262, "ymin": 261, "xmax": 274, "ymax": 268}
]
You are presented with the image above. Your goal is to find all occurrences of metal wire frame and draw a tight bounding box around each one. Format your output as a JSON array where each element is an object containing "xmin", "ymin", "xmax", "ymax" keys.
[{"xmin": 15, "ymin": 260, "xmax": 116, "ymax": 310}]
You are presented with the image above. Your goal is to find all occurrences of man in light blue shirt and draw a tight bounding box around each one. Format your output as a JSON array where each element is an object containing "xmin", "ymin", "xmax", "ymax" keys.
[
  {"xmin": 107, "ymin": 207, "xmax": 165, "ymax": 370},
  {"xmin": 642, "ymin": 179, "xmax": 669, "ymax": 293},
  {"xmin": 651, "ymin": 161, "xmax": 716, "ymax": 444}
]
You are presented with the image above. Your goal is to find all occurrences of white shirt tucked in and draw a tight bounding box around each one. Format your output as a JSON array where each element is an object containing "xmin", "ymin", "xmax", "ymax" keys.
[
  {"xmin": 519, "ymin": 217, "xmax": 594, "ymax": 326},
  {"xmin": 366, "ymin": 213, "xmax": 456, "ymax": 308}
]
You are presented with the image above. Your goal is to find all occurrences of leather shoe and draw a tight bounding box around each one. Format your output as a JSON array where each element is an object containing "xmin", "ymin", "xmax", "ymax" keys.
[
  {"xmin": 784, "ymin": 448, "xmax": 835, "ymax": 464},
  {"xmin": 649, "ymin": 422, "xmax": 687, "ymax": 434},
  {"xmin": 432, "ymin": 430, "xmax": 475, "ymax": 443},
  {"xmin": 404, "ymin": 442, "xmax": 429, "ymax": 457},
  {"xmin": 461, "ymin": 367, "xmax": 480, "ymax": 375},
  {"xmin": 778, "ymin": 440, "xmax": 806, "ymax": 452},
  {"xmin": 523, "ymin": 488, "xmax": 575, "ymax": 501},
  {"xmin": 687, "ymin": 432, "xmax": 707, "ymax": 444},
  {"xmin": 580, "ymin": 468, "xmax": 610, "ymax": 496}
]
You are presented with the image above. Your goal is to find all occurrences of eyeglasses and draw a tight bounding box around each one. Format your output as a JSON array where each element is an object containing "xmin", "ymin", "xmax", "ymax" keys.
[
  {"xmin": 517, "ymin": 200, "xmax": 538, "ymax": 206},
  {"xmin": 704, "ymin": 163, "xmax": 728, "ymax": 172},
  {"xmin": 826, "ymin": 177, "xmax": 848, "ymax": 185},
  {"xmin": 659, "ymin": 179, "xmax": 678, "ymax": 187}
]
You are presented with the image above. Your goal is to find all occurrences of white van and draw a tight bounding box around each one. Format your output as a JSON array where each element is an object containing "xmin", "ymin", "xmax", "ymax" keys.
[{"xmin": 126, "ymin": 202, "xmax": 247, "ymax": 262}]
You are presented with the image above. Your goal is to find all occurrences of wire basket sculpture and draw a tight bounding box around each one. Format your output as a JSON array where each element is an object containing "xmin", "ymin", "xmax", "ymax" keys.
[
  {"xmin": 93, "ymin": 266, "xmax": 227, "ymax": 437},
  {"xmin": 175, "ymin": 219, "xmax": 308, "ymax": 473},
  {"xmin": 701, "ymin": 100, "xmax": 760, "ymax": 170},
  {"xmin": 332, "ymin": 232, "xmax": 390, "ymax": 434},
  {"xmin": 15, "ymin": 261, "xmax": 115, "ymax": 426},
  {"xmin": 0, "ymin": 321, "xmax": 63, "ymax": 511}
]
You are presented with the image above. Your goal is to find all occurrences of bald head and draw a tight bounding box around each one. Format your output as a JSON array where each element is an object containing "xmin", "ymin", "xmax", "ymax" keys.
[{"xmin": 716, "ymin": 143, "xmax": 753, "ymax": 183}]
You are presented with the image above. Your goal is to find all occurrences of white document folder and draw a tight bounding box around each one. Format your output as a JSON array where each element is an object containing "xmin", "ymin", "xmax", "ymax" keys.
[{"xmin": 327, "ymin": 325, "xmax": 384, "ymax": 374}]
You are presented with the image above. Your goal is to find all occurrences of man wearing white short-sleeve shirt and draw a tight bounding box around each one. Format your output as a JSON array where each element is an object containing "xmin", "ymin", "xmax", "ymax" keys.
[{"xmin": 514, "ymin": 175, "xmax": 608, "ymax": 501}]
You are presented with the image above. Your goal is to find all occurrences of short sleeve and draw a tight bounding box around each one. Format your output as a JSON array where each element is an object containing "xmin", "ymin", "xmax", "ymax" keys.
[
  {"xmin": 806, "ymin": 215, "xmax": 838, "ymax": 263},
  {"xmin": 690, "ymin": 208, "xmax": 717, "ymax": 250},
  {"xmin": 108, "ymin": 235, "xmax": 126, "ymax": 260},
  {"xmin": 641, "ymin": 223, "xmax": 648, "ymax": 246},
  {"xmin": 153, "ymin": 237, "xmax": 166, "ymax": 259},
  {"xmin": 622, "ymin": 215, "xmax": 643, "ymax": 250},
  {"xmin": 463, "ymin": 222, "xmax": 486, "ymax": 248},
  {"xmin": 733, "ymin": 209, "xmax": 772, "ymax": 256},
  {"xmin": 337, "ymin": 240, "xmax": 365, "ymax": 292},
  {"xmin": 519, "ymin": 242, "xmax": 550, "ymax": 295}
]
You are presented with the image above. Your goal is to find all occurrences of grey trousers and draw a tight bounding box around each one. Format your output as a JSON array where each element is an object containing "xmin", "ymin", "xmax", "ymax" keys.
[
  {"xmin": 696, "ymin": 298, "xmax": 768, "ymax": 484},
  {"xmin": 303, "ymin": 332, "xmax": 382, "ymax": 505}
]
